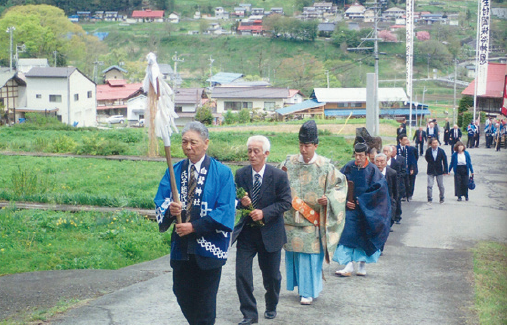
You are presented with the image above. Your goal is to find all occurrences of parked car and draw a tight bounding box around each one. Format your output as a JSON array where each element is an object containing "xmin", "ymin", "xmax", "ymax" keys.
[{"xmin": 107, "ymin": 115, "xmax": 125, "ymax": 124}]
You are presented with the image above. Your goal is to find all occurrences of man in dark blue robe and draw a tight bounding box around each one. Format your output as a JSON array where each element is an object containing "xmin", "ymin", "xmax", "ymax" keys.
[{"xmin": 333, "ymin": 142, "xmax": 391, "ymax": 277}]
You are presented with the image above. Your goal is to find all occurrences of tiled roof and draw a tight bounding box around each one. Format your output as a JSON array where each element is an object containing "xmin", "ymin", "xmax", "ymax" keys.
[
  {"xmin": 107, "ymin": 79, "xmax": 127, "ymax": 87},
  {"xmin": 206, "ymin": 72, "xmax": 244, "ymax": 85},
  {"xmin": 175, "ymin": 88, "xmax": 205, "ymax": 104},
  {"xmin": 212, "ymin": 87, "xmax": 291, "ymax": 99},
  {"xmin": 97, "ymin": 82, "xmax": 142, "ymax": 101},
  {"xmin": 25, "ymin": 67, "xmax": 76, "ymax": 78},
  {"xmin": 132, "ymin": 10, "xmax": 165, "ymax": 18},
  {"xmin": 312, "ymin": 87, "xmax": 408, "ymax": 102},
  {"xmin": 102, "ymin": 65, "xmax": 127, "ymax": 74},
  {"xmin": 276, "ymin": 99, "xmax": 325, "ymax": 115},
  {"xmin": 462, "ymin": 63, "xmax": 507, "ymax": 98}
]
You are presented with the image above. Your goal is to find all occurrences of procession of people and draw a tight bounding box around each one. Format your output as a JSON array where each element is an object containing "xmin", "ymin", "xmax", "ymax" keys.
[{"xmin": 153, "ymin": 116, "xmax": 504, "ymax": 325}]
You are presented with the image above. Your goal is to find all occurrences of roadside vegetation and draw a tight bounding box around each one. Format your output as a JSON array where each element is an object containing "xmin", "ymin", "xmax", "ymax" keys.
[
  {"xmin": 0, "ymin": 206, "xmax": 172, "ymax": 276},
  {"xmin": 472, "ymin": 241, "xmax": 507, "ymax": 325}
]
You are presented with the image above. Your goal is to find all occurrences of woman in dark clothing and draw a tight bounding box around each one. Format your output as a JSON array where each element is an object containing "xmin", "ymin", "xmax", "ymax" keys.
[{"xmin": 448, "ymin": 141, "xmax": 474, "ymax": 201}]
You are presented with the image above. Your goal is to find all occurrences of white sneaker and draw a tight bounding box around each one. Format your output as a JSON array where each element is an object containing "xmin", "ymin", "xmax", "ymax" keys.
[
  {"xmin": 300, "ymin": 296, "xmax": 313, "ymax": 305},
  {"xmin": 357, "ymin": 261, "xmax": 367, "ymax": 276},
  {"xmin": 335, "ymin": 261, "xmax": 354, "ymax": 277}
]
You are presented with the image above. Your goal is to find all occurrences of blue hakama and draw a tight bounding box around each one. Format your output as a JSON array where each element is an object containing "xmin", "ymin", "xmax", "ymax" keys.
[
  {"xmin": 285, "ymin": 250, "xmax": 325, "ymax": 299},
  {"xmin": 333, "ymin": 244, "xmax": 381, "ymax": 265}
]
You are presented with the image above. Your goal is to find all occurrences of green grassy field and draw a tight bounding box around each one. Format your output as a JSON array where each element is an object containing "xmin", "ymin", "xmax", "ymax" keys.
[
  {"xmin": 0, "ymin": 207, "xmax": 171, "ymax": 276},
  {"xmin": 472, "ymin": 241, "xmax": 507, "ymax": 325}
]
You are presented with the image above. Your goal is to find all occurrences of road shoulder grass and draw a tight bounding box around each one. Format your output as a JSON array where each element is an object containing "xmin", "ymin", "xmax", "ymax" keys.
[{"xmin": 471, "ymin": 241, "xmax": 507, "ymax": 325}]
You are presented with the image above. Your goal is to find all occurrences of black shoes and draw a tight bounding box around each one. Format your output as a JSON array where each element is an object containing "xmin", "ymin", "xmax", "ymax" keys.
[
  {"xmin": 239, "ymin": 317, "xmax": 258, "ymax": 325},
  {"xmin": 264, "ymin": 310, "xmax": 277, "ymax": 319}
]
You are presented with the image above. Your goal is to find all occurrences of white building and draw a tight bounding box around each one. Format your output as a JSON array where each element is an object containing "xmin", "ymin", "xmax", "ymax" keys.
[
  {"xmin": 24, "ymin": 67, "xmax": 96, "ymax": 127},
  {"xmin": 16, "ymin": 58, "xmax": 49, "ymax": 74},
  {"xmin": 211, "ymin": 87, "xmax": 304, "ymax": 113},
  {"xmin": 168, "ymin": 12, "xmax": 180, "ymax": 23}
]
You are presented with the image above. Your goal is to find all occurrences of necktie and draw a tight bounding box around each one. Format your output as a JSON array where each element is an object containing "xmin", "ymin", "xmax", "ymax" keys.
[
  {"xmin": 186, "ymin": 165, "xmax": 197, "ymax": 222},
  {"xmin": 252, "ymin": 174, "xmax": 261, "ymax": 209}
]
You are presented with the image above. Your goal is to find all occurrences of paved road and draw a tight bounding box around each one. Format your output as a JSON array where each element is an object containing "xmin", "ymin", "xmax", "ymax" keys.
[{"xmin": 2, "ymin": 144, "xmax": 506, "ymax": 325}]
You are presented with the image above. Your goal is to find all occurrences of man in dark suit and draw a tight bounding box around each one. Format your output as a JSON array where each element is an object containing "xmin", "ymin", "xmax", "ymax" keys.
[
  {"xmin": 233, "ymin": 135, "xmax": 292, "ymax": 325},
  {"xmin": 383, "ymin": 145, "xmax": 405, "ymax": 223},
  {"xmin": 375, "ymin": 153, "xmax": 398, "ymax": 226},
  {"xmin": 413, "ymin": 126, "xmax": 427, "ymax": 156},
  {"xmin": 449, "ymin": 124, "xmax": 462, "ymax": 154},
  {"xmin": 443, "ymin": 117, "xmax": 450, "ymax": 146},
  {"xmin": 404, "ymin": 138, "xmax": 419, "ymax": 201},
  {"xmin": 425, "ymin": 138, "xmax": 448, "ymax": 204},
  {"xmin": 396, "ymin": 123, "xmax": 407, "ymax": 143}
]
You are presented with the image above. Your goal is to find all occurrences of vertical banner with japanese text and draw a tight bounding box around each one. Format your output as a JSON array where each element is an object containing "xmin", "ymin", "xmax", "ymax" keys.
[
  {"xmin": 476, "ymin": 0, "xmax": 491, "ymax": 96},
  {"xmin": 406, "ymin": 0, "xmax": 414, "ymax": 129}
]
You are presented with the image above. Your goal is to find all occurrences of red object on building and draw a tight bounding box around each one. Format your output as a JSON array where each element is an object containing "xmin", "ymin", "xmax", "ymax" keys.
[
  {"xmin": 502, "ymin": 75, "xmax": 507, "ymax": 117},
  {"xmin": 132, "ymin": 10, "xmax": 165, "ymax": 19}
]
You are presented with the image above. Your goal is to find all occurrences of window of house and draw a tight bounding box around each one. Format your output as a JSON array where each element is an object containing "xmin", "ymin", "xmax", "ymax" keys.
[
  {"xmin": 225, "ymin": 101, "xmax": 253, "ymax": 111},
  {"xmin": 87, "ymin": 91, "xmax": 92, "ymax": 98},
  {"xmin": 264, "ymin": 102, "xmax": 276, "ymax": 111},
  {"xmin": 74, "ymin": 94, "xmax": 79, "ymax": 101},
  {"xmin": 36, "ymin": 94, "xmax": 42, "ymax": 99},
  {"xmin": 175, "ymin": 106, "xmax": 183, "ymax": 113},
  {"xmin": 49, "ymin": 95, "xmax": 62, "ymax": 103},
  {"xmin": 337, "ymin": 102, "xmax": 347, "ymax": 108}
]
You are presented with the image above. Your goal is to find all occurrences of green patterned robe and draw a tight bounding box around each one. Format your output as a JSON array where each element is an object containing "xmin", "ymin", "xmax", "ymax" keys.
[{"xmin": 279, "ymin": 154, "xmax": 347, "ymax": 262}]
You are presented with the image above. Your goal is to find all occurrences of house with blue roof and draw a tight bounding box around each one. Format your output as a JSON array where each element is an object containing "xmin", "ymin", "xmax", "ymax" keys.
[
  {"xmin": 207, "ymin": 72, "xmax": 244, "ymax": 86},
  {"xmin": 276, "ymin": 87, "xmax": 430, "ymax": 121}
]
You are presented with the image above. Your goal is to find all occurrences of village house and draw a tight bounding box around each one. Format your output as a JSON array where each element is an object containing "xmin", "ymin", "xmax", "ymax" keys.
[
  {"xmin": 102, "ymin": 65, "xmax": 127, "ymax": 82},
  {"xmin": 313, "ymin": 2, "xmax": 338, "ymax": 14},
  {"xmin": 318, "ymin": 22, "xmax": 336, "ymax": 37},
  {"xmin": 158, "ymin": 64, "xmax": 182, "ymax": 86},
  {"xmin": 233, "ymin": 7, "xmax": 247, "ymax": 18},
  {"xmin": 251, "ymin": 8, "xmax": 265, "ymax": 16},
  {"xmin": 383, "ymin": 7, "xmax": 405, "ymax": 19},
  {"xmin": 270, "ymin": 8, "xmax": 284, "ymax": 15},
  {"xmin": 131, "ymin": 9, "xmax": 165, "ymax": 23},
  {"xmin": 0, "ymin": 68, "xmax": 26, "ymax": 124},
  {"xmin": 168, "ymin": 12, "xmax": 180, "ymax": 23},
  {"xmin": 207, "ymin": 72, "xmax": 244, "ymax": 87},
  {"xmin": 22, "ymin": 67, "xmax": 96, "ymax": 127},
  {"xmin": 215, "ymin": 7, "xmax": 229, "ymax": 19},
  {"xmin": 491, "ymin": 7, "xmax": 507, "ymax": 19},
  {"xmin": 237, "ymin": 19, "xmax": 264, "ymax": 35},
  {"xmin": 301, "ymin": 7, "xmax": 321, "ymax": 20},
  {"xmin": 96, "ymin": 79, "xmax": 142, "ymax": 121},
  {"xmin": 364, "ymin": 9, "xmax": 376, "ymax": 23},
  {"xmin": 462, "ymin": 63, "xmax": 507, "ymax": 115},
  {"xmin": 277, "ymin": 87, "xmax": 430, "ymax": 120},
  {"xmin": 126, "ymin": 87, "xmax": 211, "ymax": 126},
  {"xmin": 344, "ymin": 3, "xmax": 366, "ymax": 19},
  {"xmin": 104, "ymin": 11, "xmax": 120, "ymax": 21},
  {"xmin": 211, "ymin": 86, "xmax": 304, "ymax": 113}
]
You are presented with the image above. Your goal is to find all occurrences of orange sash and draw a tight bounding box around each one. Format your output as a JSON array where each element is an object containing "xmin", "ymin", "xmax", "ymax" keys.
[{"xmin": 292, "ymin": 197, "xmax": 319, "ymax": 226}]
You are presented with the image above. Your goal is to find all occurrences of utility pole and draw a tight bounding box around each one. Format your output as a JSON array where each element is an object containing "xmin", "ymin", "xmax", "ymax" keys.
[
  {"xmin": 209, "ymin": 56, "xmax": 214, "ymax": 88},
  {"xmin": 53, "ymin": 50, "xmax": 58, "ymax": 67},
  {"xmin": 6, "ymin": 26, "xmax": 15, "ymax": 72},
  {"xmin": 93, "ymin": 60, "xmax": 104, "ymax": 84},
  {"xmin": 427, "ymin": 53, "xmax": 431, "ymax": 79},
  {"xmin": 172, "ymin": 51, "xmax": 184, "ymax": 92},
  {"xmin": 326, "ymin": 70, "xmax": 330, "ymax": 88},
  {"xmin": 357, "ymin": 0, "xmax": 382, "ymax": 136},
  {"xmin": 15, "ymin": 44, "xmax": 26, "ymax": 68}
]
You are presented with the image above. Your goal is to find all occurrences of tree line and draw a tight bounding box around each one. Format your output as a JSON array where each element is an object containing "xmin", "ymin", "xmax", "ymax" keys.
[{"xmin": 0, "ymin": 0, "xmax": 173, "ymax": 16}]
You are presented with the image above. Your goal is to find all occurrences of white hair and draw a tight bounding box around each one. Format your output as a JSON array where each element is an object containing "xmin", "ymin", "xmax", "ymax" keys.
[
  {"xmin": 375, "ymin": 153, "xmax": 387, "ymax": 161},
  {"xmin": 247, "ymin": 135, "xmax": 271, "ymax": 152},
  {"xmin": 383, "ymin": 145, "xmax": 392, "ymax": 152}
]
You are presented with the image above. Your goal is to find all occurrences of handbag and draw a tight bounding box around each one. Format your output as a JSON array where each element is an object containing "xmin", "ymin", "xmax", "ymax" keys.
[{"xmin": 468, "ymin": 176, "xmax": 476, "ymax": 190}]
